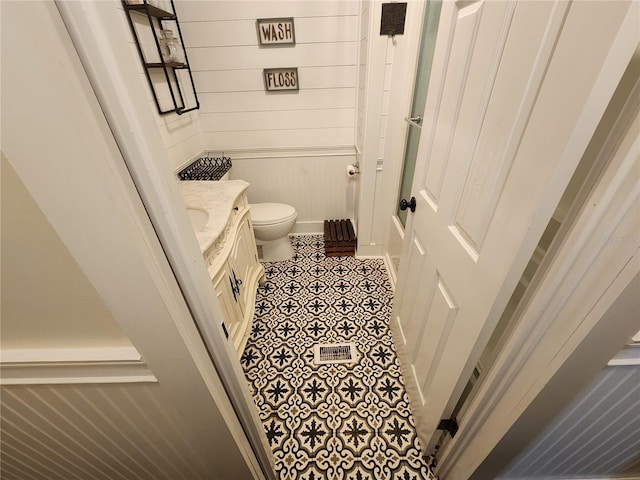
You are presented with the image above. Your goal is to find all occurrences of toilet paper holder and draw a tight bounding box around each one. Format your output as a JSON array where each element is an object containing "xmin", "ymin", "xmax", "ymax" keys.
[{"xmin": 347, "ymin": 162, "xmax": 360, "ymax": 176}]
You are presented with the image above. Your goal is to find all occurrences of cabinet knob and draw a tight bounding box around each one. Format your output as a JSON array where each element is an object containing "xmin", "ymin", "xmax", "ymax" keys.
[
  {"xmin": 231, "ymin": 270, "xmax": 242, "ymax": 296},
  {"xmin": 229, "ymin": 276, "xmax": 238, "ymax": 302}
]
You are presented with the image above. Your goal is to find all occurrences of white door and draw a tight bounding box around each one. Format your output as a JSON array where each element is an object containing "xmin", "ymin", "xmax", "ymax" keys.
[{"xmin": 393, "ymin": 0, "xmax": 635, "ymax": 454}]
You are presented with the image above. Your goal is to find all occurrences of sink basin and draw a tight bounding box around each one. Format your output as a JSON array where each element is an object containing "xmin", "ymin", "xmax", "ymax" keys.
[{"xmin": 186, "ymin": 207, "xmax": 209, "ymax": 232}]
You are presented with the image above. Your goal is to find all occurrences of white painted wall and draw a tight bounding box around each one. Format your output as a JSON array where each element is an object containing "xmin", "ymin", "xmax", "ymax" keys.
[{"xmin": 1, "ymin": 158, "xmax": 132, "ymax": 350}]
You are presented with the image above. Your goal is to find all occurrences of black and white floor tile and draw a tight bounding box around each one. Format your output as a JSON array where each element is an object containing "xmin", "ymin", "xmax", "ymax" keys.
[{"xmin": 241, "ymin": 236, "xmax": 436, "ymax": 480}]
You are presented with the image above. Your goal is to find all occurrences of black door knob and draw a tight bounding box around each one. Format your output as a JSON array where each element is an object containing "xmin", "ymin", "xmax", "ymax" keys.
[{"xmin": 399, "ymin": 197, "xmax": 416, "ymax": 213}]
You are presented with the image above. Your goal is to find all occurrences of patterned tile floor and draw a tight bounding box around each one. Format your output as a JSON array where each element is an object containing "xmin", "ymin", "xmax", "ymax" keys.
[{"xmin": 241, "ymin": 236, "xmax": 435, "ymax": 480}]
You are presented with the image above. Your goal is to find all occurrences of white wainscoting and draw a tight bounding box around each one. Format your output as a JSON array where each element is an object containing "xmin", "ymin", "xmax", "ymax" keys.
[
  {"xmin": 498, "ymin": 363, "xmax": 640, "ymax": 479},
  {"xmin": 0, "ymin": 382, "xmax": 232, "ymax": 480},
  {"xmin": 226, "ymin": 147, "xmax": 357, "ymax": 234}
]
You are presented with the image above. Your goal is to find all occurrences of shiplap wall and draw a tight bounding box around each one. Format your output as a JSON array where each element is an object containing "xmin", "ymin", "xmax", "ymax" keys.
[
  {"xmin": 176, "ymin": 0, "xmax": 359, "ymax": 150},
  {"xmin": 498, "ymin": 363, "xmax": 640, "ymax": 479},
  {"xmin": 119, "ymin": 0, "xmax": 398, "ymax": 237},
  {"xmin": 117, "ymin": 2, "xmax": 203, "ymax": 171},
  {"xmin": 168, "ymin": 1, "xmax": 363, "ymax": 231}
]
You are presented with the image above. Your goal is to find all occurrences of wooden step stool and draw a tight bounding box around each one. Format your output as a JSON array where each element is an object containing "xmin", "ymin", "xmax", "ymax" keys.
[{"xmin": 324, "ymin": 219, "xmax": 357, "ymax": 257}]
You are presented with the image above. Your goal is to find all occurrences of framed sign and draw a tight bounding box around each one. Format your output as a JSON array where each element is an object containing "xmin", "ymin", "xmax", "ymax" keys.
[
  {"xmin": 256, "ymin": 18, "xmax": 295, "ymax": 46},
  {"xmin": 263, "ymin": 68, "xmax": 299, "ymax": 91},
  {"xmin": 380, "ymin": 3, "xmax": 407, "ymax": 35}
]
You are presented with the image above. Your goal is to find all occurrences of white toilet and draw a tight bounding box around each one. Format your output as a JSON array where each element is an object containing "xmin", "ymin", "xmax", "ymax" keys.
[{"xmin": 250, "ymin": 203, "xmax": 297, "ymax": 261}]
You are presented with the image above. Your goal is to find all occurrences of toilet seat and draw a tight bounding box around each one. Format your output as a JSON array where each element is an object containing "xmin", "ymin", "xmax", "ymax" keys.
[{"xmin": 251, "ymin": 203, "xmax": 297, "ymax": 226}]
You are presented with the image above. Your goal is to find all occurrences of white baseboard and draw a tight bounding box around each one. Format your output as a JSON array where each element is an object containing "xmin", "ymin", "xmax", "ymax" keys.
[
  {"xmin": 383, "ymin": 252, "xmax": 398, "ymax": 291},
  {"xmin": 0, "ymin": 347, "xmax": 157, "ymax": 385},
  {"xmin": 608, "ymin": 344, "xmax": 640, "ymax": 365},
  {"xmin": 292, "ymin": 221, "xmax": 324, "ymax": 235},
  {"xmin": 356, "ymin": 244, "xmax": 384, "ymax": 257}
]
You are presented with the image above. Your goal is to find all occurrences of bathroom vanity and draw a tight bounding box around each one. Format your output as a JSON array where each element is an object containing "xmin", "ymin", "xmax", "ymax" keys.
[{"xmin": 178, "ymin": 180, "xmax": 265, "ymax": 355}]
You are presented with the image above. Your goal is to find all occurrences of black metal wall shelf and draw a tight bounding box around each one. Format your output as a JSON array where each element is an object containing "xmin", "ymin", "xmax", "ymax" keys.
[{"xmin": 122, "ymin": 0, "xmax": 200, "ymax": 116}]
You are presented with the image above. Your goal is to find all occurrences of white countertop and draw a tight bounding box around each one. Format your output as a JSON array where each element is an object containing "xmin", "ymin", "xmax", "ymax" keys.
[{"xmin": 177, "ymin": 180, "xmax": 249, "ymax": 253}]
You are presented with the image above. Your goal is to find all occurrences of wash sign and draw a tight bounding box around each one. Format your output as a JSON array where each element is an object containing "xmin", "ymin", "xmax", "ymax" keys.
[{"xmin": 256, "ymin": 18, "xmax": 295, "ymax": 46}]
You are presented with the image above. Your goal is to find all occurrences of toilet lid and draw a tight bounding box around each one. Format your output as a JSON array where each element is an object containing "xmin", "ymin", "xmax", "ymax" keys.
[{"xmin": 251, "ymin": 203, "xmax": 297, "ymax": 226}]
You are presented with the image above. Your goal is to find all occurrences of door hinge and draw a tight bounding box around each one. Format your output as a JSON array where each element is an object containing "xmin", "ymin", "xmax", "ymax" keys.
[{"xmin": 437, "ymin": 418, "xmax": 459, "ymax": 438}]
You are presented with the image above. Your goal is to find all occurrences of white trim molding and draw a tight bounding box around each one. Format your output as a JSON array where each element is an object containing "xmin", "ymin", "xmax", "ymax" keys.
[
  {"xmin": 211, "ymin": 146, "xmax": 356, "ymax": 161},
  {"xmin": 292, "ymin": 221, "xmax": 325, "ymax": 235},
  {"xmin": 175, "ymin": 146, "xmax": 358, "ymax": 174},
  {"xmin": 607, "ymin": 345, "xmax": 640, "ymax": 366},
  {"xmin": 0, "ymin": 347, "xmax": 157, "ymax": 385},
  {"xmin": 356, "ymin": 244, "xmax": 385, "ymax": 257},
  {"xmin": 383, "ymin": 251, "xmax": 398, "ymax": 291}
]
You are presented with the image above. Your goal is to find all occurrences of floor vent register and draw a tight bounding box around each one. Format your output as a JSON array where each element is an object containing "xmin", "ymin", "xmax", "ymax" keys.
[{"xmin": 313, "ymin": 343, "xmax": 358, "ymax": 365}]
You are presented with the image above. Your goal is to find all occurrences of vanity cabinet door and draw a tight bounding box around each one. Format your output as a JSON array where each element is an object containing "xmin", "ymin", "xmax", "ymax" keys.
[
  {"xmin": 212, "ymin": 262, "xmax": 243, "ymax": 344},
  {"xmin": 229, "ymin": 216, "xmax": 259, "ymax": 312},
  {"xmin": 208, "ymin": 197, "xmax": 263, "ymax": 355}
]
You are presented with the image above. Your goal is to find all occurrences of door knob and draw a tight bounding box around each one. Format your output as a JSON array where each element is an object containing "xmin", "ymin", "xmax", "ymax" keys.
[{"xmin": 399, "ymin": 197, "xmax": 416, "ymax": 213}]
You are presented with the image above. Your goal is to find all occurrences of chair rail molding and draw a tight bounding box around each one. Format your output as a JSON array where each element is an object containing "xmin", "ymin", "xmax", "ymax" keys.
[{"xmin": 0, "ymin": 347, "xmax": 157, "ymax": 385}]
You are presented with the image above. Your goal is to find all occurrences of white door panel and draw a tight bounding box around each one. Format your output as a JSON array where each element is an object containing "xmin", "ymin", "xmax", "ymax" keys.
[
  {"xmin": 394, "ymin": 0, "xmax": 635, "ymax": 455},
  {"xmin": 397, "ymin": 233, "xmax": 428, "ymax": 344}
]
